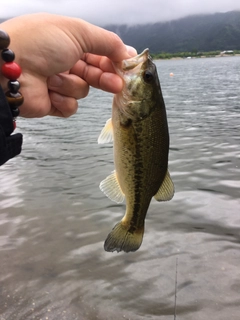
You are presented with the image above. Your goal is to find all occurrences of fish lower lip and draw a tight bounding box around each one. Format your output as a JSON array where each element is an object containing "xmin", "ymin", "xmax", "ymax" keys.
[{"xmin": 122, "ymin": 48, "xmax": 149, "ymax": 71}]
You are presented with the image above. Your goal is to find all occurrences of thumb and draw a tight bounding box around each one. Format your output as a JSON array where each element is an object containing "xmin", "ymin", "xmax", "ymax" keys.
[{"xmin": 53, "ymin": 15, "xmax": 137, "ymax": 62}]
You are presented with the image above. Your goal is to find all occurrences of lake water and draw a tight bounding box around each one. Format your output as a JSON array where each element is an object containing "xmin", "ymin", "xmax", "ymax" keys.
[{"xmin": 0, "ymin": 56, "xmax": 240, "ymax": 320}]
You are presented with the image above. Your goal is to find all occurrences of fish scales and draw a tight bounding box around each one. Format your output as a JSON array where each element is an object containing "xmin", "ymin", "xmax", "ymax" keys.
[
  {"xmin": 114, "ymin": 108, "xmax": 168, "ymax": 223},
  {"xmin": 98, "ymin": 49, "xmax": 174, "ymax": 253}
]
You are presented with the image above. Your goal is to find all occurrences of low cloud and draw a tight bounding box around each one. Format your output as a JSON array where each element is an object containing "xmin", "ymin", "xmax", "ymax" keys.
[{"xmin": 1, "ymin": 0, "xmax": 240, "ymax": 25}]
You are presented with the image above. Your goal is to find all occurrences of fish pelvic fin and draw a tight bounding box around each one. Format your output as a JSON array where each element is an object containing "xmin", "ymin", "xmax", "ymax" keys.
[
  {"xmin": 100, "ymin": 171, "xmax": 125, "ymax": 203},
  {"xmin": 98, "ymin": 118, "xmax": 113, "ymax": 144},
  {"xmin": 154, "ymin": 169, "xmax": 175, "ymax": 201},
  {"xmin": 104, "ymin": 222, "xmax": 144, "ymax": 253}
]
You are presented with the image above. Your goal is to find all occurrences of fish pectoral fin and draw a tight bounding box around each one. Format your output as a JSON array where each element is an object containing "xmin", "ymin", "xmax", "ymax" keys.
[
  {"xmin": 99, "ymin": 171, "xmax": 125, "ymax": 203},
  {"xmin": 154, "ymin": 170, "xmax": 174, "ymax": 201},
  {"xmin": 98, "ymin": 118, "xmax": 113, "ymax": 144}
]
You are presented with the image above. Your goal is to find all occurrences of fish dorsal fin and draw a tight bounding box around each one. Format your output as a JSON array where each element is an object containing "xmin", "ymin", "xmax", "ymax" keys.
[
  {"xmin": 100, "ymin": 171, "xmax": 125, "ymax": 203},
  {"xmin": 98, "ymin": 118, "xmax": 113, "ymax": 144},
  {"xmin": 154, "ymin": 170, "xmax": 174, "ymax": 201}
]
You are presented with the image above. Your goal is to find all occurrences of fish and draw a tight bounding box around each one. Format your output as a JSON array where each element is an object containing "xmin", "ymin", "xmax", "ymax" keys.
[{"xmin": 98, "ymin": 48, "xmax": 174, "ymax": 253}]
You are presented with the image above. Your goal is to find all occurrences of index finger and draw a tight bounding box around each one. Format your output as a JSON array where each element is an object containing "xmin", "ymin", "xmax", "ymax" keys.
[{"xmin": 70, "ymin": 59, "xmax": 123, "ymax": 93}]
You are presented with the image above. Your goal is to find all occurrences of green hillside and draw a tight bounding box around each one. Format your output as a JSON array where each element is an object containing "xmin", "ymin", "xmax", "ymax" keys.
[
  {"xmin": 1, "ymin": 11, "xmax": 240, "ymax": 54},
  {"xmin": 104, "ymin": 11, "xmax": 240, "ymax": 53}
]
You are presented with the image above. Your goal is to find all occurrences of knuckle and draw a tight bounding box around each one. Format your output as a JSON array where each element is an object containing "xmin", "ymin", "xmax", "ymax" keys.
[{"xmin": 62, "ymin": 99, "xmax": 78, "ymax": 117}]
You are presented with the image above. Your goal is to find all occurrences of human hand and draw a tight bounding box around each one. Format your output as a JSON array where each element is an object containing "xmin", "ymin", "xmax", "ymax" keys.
[{"xmin": 0, "ymin": 13, "xmax": 137, "ymax": 118}]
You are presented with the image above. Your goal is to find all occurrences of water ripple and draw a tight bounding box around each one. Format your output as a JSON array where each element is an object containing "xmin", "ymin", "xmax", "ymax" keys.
[{"xmin": 0, "ymin": 56, "xmax": 240, "ymax": 320}]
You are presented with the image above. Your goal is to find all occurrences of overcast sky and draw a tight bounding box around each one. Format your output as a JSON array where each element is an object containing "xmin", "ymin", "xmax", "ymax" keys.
[{"xmin": 2, "ymin": 0, "xmax": 240, "ymax": 25}]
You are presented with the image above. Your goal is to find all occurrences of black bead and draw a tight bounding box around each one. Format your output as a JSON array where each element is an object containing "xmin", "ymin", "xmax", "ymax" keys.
[
  {"xmin": 0, "ymin": 30, "xmax": 10, "ymax": 49},
  {"xmin": 1, "ymin": 49, "xmax": 15, "ymax": 62},
  {"xmin": 11, "ymin": 108, "xmax": 20, "ymax": 118},
  {"xmin": 8, "ymin": 80, "xmax": 20, "ymax": 93}
]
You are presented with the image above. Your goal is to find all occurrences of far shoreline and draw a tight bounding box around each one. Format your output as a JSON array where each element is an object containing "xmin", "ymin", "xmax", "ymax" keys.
[{"xmin": 152, "ymin": 51, "xmax": 240, "ymax": 60}]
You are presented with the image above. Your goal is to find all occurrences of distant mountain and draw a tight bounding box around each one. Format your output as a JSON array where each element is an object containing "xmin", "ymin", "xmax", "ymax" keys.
[
  {"xmin": 1, "ymin": 11, "xmax": 240, "ymax": 53},
  {"xmin": 104, "ymin": 11, "xmax": 240, "ymax": 53}
]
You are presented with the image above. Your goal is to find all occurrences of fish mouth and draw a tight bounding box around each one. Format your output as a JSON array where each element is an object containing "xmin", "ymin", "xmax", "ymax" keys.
[
  {"xmin": 113, "ymin": 48, "xmax": 150, "ymax": 76},
  {"xmin": 122, "ymin": 48, "xmax": 149, "ymax": 71}
]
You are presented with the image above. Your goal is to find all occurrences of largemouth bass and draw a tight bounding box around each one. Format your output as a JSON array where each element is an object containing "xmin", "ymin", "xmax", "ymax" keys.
[{"xmin": 98, "ymin": 49, "xmax": 174, "ymax": 253}]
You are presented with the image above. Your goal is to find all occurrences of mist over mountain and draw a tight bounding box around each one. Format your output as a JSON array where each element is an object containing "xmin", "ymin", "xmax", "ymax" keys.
[
  {"xmin": 104, "ymin": 11, "xmax": 240, "ymax": 53},
  {"xmin": 1, "ymin": 11, "xmax": 240, "ymax": 53}
]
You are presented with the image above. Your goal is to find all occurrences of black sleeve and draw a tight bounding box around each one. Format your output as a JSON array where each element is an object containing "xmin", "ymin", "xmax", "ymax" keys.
[{"xmin": 0, "ymin": 86, "xmax": 23, "ymax": 166}]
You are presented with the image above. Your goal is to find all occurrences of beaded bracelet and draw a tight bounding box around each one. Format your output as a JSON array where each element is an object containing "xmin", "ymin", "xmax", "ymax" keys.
[{"xmin": 0, "ymin": 29, "xmax": 23, "ymax": 130}]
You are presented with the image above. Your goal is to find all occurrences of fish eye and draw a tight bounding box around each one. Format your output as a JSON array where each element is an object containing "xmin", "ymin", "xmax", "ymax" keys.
[{"xmin": 143, "ymin": 70, "xmax": 153, "ymax": 83}]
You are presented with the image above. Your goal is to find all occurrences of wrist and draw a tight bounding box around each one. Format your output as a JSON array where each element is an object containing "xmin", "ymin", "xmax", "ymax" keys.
[{"xmin": 0, "ymin": 28, "xmax": 23, "ymax": 127}]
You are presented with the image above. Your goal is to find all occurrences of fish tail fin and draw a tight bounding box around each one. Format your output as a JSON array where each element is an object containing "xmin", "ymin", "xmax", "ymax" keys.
[{"xmin": 104, "ymin": 221, "xmax": 144, "ymax": 253}]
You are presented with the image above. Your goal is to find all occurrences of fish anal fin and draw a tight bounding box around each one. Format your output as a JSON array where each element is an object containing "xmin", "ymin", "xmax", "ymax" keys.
[
  {"xmin": 154, "ymin": 170, "xmax": 174, "ymax": 201},
  {"xmin": 99, "ymin": 171, "xmax": 125, "ymax": 203},
  {"xmin": 98, "ymin": 118, "xmax": 113, "ymax": 144}
]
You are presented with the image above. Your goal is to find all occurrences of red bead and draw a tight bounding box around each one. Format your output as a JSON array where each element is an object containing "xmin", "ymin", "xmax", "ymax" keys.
[{"xmin": 1, "ymin": 62, "xmax": 22, "ymax": 80}]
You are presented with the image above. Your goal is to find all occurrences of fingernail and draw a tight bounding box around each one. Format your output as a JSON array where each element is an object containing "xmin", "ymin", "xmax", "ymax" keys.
[
  {"xmin": 126, "ymin": 45, "xmax": 137, "ymax": 56},
  {"xmin": 48, "ymin": 75, "xmax": 62, "ymax": 87}
]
